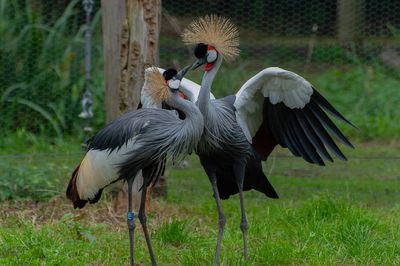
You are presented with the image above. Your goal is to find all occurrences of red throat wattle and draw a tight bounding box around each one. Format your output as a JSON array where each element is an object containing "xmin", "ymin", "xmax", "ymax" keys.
[{"xmin": 205, "ymin": 63, "xmax": 213, "ymax": 71}]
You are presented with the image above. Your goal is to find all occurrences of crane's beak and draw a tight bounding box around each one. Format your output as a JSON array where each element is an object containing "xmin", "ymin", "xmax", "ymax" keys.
[
  {"xmin": 174, "ymin": 65, "xmax": 191, "ymax": 81},
  {"xmin": 190, "ymin": 56, "xmax": 207, "ymax": 70}
]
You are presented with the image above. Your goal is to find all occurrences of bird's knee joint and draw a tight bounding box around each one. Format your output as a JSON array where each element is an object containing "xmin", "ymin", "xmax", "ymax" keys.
[
  {"xmin": 218, "ymin": 216, "xmax": 226, "ymax": 228},
  {"xmin": 138, "ymin": 212, "xmax": 147, "ymax": 224},
  {"xmin": 240, "ymin": 222, "xmax": 247, "ymax": 232}
]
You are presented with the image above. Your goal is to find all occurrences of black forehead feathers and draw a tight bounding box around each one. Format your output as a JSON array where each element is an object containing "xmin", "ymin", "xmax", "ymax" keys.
[
  {"xmin": 194, "ymin": 43, "xmax": 208, "ymax": 59},
  {"xmin": 163, "ymin": 68, "xmax": 177, "ymax": 80}
]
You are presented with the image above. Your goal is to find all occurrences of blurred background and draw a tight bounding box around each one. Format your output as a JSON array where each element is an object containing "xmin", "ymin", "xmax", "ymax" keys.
[
  {"xmin": 1, "ymin": 1, "xmax": 400, "ymax": 264},
  {"xmin": 1, "ymin": 0, "xmax": 399, "ymax": 141},
  {"xmin": 1, "ymin": 0, "xmax": 400, "ymax": 202}
]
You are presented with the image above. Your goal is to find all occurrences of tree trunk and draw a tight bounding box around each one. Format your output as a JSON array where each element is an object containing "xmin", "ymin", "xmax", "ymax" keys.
[
  {"xmin": 102, "ymin": 0, "xmax": 160, "ymax": 121},
  {"xmin": 101, "ymin": 0, "xmax": 161, "ymax": 211},
  {"xmin": 337, "ymin": 0, "xmax": 364, "ymax": 45}
]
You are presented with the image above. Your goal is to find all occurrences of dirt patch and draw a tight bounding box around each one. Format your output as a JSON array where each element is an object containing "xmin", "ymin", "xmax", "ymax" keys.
[{"xmin": 0, "ymin": 196, "xmax": 193, "ymax": 230}]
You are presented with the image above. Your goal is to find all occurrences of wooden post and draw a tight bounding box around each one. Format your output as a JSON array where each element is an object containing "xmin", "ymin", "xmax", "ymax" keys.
[
  {"xmin": 101, "ymin": 0, "xmax": 160, "ymax": 122},
  {"xmin": 337, "ymin": 0, "xmax": 364, "ymax": 44},
  {"xmin": 101, "ymin": 0, "xmax": 161, "ymax": 211}
]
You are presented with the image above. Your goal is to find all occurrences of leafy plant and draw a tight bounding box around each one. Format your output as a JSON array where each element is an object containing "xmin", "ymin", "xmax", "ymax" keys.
[{"xmin": 0, "ymin": 0, "xmax": 104, "ymax": 137}]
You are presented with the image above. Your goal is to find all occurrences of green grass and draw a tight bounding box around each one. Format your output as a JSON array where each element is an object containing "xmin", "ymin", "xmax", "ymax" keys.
[
  {"xmin": 1, "ymin": 195, "xmax": 400, "ymax": 265},
  {"xmin": 1, "ymin": 138, "xmax": 400, "ymax": 265}
]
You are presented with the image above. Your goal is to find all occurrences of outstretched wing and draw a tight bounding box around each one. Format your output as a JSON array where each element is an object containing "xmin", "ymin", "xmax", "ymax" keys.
[
  {"xmin": 152, "ymin": 67, "xmax": 215, "ymax": 102},
  {"xmin": 234, "ymin": 67, "xmax": 355, "ymax": 165}
]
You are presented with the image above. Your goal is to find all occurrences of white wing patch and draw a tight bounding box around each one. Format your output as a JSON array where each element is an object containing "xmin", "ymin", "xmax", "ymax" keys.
[
  {"xmin": 77, "ymin": 136, "xmax": 141, "ymax": 200},
  {"xmin": 234, "ymin": 67, "xmax": 314, "ymax": 142}
]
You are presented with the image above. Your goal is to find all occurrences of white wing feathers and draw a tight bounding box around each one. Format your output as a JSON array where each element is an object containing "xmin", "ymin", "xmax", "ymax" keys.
[
  {"xmin": 234, "ymin": 67, "xmax": 314, "ymax": 142},
  {"xmin": 180, "ymin": 75, "xmax": 204, "ymax": 102}
]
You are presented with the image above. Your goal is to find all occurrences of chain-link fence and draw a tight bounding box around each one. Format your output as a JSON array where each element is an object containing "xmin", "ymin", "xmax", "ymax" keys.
[
  {"xmin": 0, "ymin": 0, "xmax": 103, "ymax": 140},
  {"xmin": 1, "ymin": 1, "xmax": 399, "ymax": 147},
  {"xmin": 161, "ymin": 0, "xmax": 400, "ymax": 69}
]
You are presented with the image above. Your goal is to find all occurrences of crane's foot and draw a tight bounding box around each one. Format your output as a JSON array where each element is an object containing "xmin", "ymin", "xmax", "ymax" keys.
[{"xmin": 127, "ymin": 211, "xmax": 136, "ymax": 266}]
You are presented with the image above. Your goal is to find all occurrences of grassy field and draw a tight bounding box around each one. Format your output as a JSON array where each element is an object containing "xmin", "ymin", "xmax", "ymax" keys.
[{"xmin": 1, "ymin": 138, "xmax": 400, "ymax": 265}]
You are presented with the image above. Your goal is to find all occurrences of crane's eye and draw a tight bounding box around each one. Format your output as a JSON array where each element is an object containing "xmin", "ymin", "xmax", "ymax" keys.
[{"xmin": 206, "ymin": 50, "xmax": 218, "ymax": 63}]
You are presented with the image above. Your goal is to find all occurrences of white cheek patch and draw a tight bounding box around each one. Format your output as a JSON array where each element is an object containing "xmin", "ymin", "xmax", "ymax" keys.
[
  {"xmin": 207, "ymin": 50, "xmax": 218, "ymax": 63},
  {"xmin": 168, "ymin": 79, "xmax": 180, "ymax": 89}
]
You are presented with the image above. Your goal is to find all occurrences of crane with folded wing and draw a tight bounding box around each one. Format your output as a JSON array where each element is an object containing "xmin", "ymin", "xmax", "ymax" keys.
[{"xmin": 66, "ymin": 66, "xmax": 204, "ymax": 266}]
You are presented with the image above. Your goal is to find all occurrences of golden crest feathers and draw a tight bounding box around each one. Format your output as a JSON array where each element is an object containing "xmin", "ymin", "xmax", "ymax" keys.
[
  {"xmin": 145, "ymin": 67, "xmax": 170, "ymax": 102},
  {"xmin": 182, "ymin": 14, "xmax": 240, "ymax": 60}
]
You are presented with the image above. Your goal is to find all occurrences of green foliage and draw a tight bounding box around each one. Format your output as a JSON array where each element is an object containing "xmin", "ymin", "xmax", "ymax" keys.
[
  {"xmin": 155, "ymin": 219, "xmax": 191, "ymax": 246},
  {"xmin": 0, "ymin": 129, "xmax": 80, "ymax": 154},
  {"xmin": 1, "ymin": 1, "xmax": 399, "ymax": 142},
  {"xmin": 0, "ymin": 159, "xmax": 69, "ymax": 202},
  {"xmin": 314, "ymin": 64, "xmax": 400, "ymax": 139},
  {"xmin": 0, "ymin": 130, "xmax": 81, "ymax": 201},
  {"xmin": 0, "ymin": 0, "xmax": 104, "ymax": 136}
]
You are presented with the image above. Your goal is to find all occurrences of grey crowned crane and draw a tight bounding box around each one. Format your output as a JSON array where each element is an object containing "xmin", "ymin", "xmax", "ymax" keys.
[
  {"xmin": 66, "ymin": 66, "xmax": 204, "ymax": 266},
  {"xmin": 179, "ymin": 15, "xmax": 355, "ymax": 263}
]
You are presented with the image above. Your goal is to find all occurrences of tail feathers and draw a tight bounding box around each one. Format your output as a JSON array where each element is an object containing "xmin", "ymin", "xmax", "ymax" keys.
[
  {"xmin": 215, "ymin": 157, "xmax": 279, "ymax": 200},
  {"xmin": 66, "ymin": 164, "xmax": 104, "ymax": 209},
  {"xmin": 248, "ymin": 171, "xmax": 279, "ymax": 199},
  {"xmin": 244, "ymin": 154, "xmax": 279, "ymax": 199}
]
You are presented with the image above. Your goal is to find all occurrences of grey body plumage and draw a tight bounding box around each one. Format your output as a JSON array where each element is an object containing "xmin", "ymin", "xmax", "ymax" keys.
[
  {"xmin": 195, "ymin": 56, "xmax": 249, "ymax": 156},
  {"xmin": 197, "ymin": 97, "xmax": 251, "ymax": 157},
  {"xmin": 87, "ymin": 104, "xmax": 203, "ymax": 183},
  {"xmin": 117, "ymin": 94, "xmax": 204, "ymax": 181}
]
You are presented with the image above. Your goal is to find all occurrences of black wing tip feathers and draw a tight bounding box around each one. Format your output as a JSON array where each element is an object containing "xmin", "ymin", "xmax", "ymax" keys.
[
  {"xmin": 311, "ymin": 87, "xmax": 357, "ymax": 129},
  {"xmin": 263, "ymin": 86, "xmax": 355, "ymax": 165}
]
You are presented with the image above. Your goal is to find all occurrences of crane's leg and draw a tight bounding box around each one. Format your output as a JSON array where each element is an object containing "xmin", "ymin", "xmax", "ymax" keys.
[
  {"xmin": 200, "ymin": 157, "xmax": 226, "ymax": 265},
  {"xmin": 233, "ymin": 160, "xmax": 248, "ymax": 260},
  {"xmin": 127, "ymin": 178, "xmax": 136, "ymax": 266},
  {"xmin": 138, "ymin": 177, "xmax": 157, "ymax": 266}
]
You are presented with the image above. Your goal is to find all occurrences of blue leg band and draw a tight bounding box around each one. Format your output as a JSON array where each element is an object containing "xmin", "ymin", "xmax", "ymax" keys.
[{"xmin": 127, "ymin": 211, "xmax": 135, "ymax": 221}]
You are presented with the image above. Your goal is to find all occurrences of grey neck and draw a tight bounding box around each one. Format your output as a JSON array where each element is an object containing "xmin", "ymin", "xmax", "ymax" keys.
[
  {"xmin": 197, "ymin": 55, "xmax": 223, "ymax": 115},
  {"xmin": 165, "ymin": 92, "xmax": 202, "ymax": 120}
]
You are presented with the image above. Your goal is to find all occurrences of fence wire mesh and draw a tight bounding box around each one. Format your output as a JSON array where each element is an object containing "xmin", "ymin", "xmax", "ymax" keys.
[
  {"xmin": 0, "ymin": 0, "xmax": 103, "ymax": 140},
  {"xmin": 161, "ymin": 0, "xmax": 400, "ymax": 69},
  {"xmin": 0, "ymin": 1, "xmax": 399, "ymax": 150}
]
